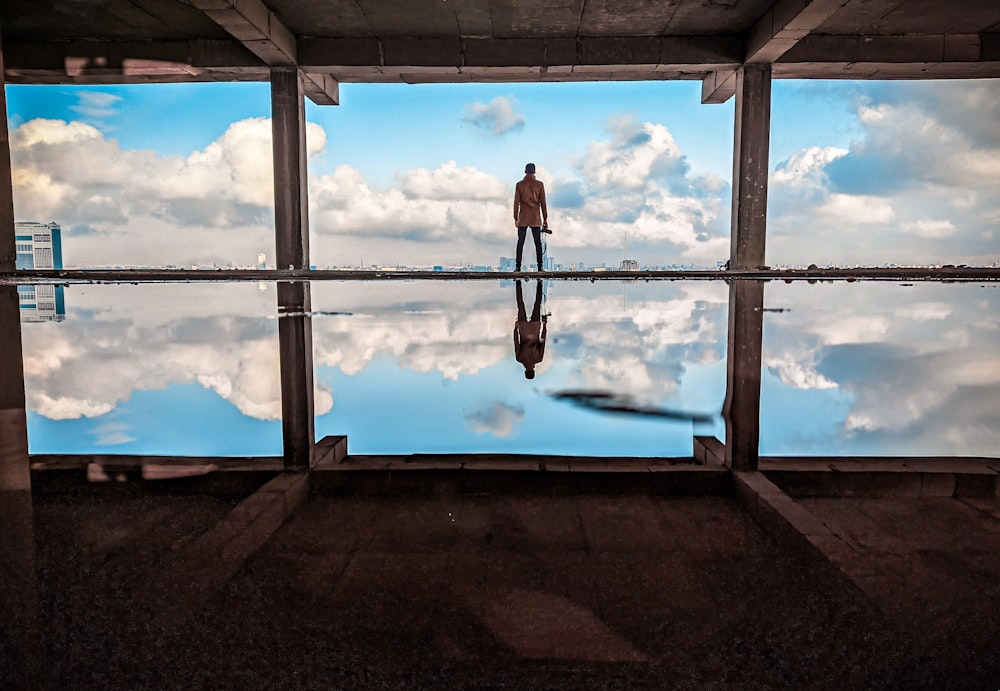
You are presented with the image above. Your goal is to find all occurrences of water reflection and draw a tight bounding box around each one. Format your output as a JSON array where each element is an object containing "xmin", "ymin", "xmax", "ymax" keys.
[
  {"xmin": 311, "ymin": 280, "xmax": 727, "ymax": 455},
  {"xmin": 20, "ymin": 283, "xmax": 282, "ymax": 456},
  {"xmin": 760, "ymin": 282, "xmax": 1000, "ymax": 456},
  {"xmin": 513, "ymin": 280, "xmax": 547, "ymax": 380},
  {"xmin": 15, "ymin": 278, "xmax": 997, "ymax": 458}
]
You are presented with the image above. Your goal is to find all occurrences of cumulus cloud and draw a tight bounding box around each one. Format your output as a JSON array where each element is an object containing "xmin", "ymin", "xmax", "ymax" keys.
[
  {"xmin": 768, "ymin": 80, "xmax": 1000, "ymax": 267},
  {"xmin": 465, "ymin": 402, "xmax": 525, "ymax": 437},
  {"xmin": 462, "ymin": 96, "xmax": 525, "ymax": 135},
  {"xmin": 11, "ymin": 117, "xmax": 324, "ymax": 268},
  {"xmin": 11, "ymin": 108, "xmax": 733, "ymax": 269},
  {"xmin": 581, "ymin": 115, "xmax": 686, "ymax": 191},
  {"xmin": 20, "ymin": 283, "xmax": 333, "ymax": 422}
]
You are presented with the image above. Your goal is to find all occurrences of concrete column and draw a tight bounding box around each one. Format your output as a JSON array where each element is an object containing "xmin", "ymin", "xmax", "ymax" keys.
[
  {"xmin": 0, "ymin": 26, "xmax": 40, "ymax": 684},
  {"xmin": 0, "ymin": 48, "xmax": 13, "ymax": 273},
  {"xmin": 730, "ymin": 64, "xmax": 771, "ymax": 270},
  {"xmin": 271, "ymin": 67, "xmax": 315, "ymax": 468},
  {"xmin": 722, "ymin": 280, "xmax": 764, "ymax": 471},
  {"xmin": 0, "ymin": 20, "xmax": 30, "ymax": 492}
]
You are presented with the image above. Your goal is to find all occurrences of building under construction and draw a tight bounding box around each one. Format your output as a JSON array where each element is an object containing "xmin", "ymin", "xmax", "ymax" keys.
[{"xmin": 1, "ymin": 1, "xmax": 999, "ymax": 687}]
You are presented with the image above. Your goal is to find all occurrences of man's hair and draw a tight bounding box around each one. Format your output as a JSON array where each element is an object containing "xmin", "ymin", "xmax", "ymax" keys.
[
  {"xmin": 524, "ymin": 163, "xmax": 536, "ymax": 174},
  {"xmin": 525, "ymin": 369, "xmax": 535, "ymax": 380}
]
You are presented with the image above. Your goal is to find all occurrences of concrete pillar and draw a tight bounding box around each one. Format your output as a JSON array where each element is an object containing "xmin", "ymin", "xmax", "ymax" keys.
[
  {"xmin": 730, "ymin": 64, "xmax": 771, "ymax": 270},
  {"xmin": 722, "ymin": 280, "xmax": 764, "ymax": 471},
  {"xmin": 271, "ymin": 68, "xmax": 315, "ymax": 468},
  {"xmin": 0, "ymin": 25, "xmax": 40, "ymax": 684},
  {"xmin": 0, "ymin": 19, "xmax": 30, "ymax": 493}
]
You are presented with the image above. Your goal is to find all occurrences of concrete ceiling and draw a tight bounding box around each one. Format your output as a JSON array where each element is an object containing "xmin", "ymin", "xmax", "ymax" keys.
[{"xmin": 2, "ymin": 0, "xmax": 999, "ymax": 104}]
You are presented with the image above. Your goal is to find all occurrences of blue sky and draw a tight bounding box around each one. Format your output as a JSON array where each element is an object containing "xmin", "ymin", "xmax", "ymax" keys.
[{"xmin": 11, "ymin": 78, "xmax": 995, "ymax": 270}]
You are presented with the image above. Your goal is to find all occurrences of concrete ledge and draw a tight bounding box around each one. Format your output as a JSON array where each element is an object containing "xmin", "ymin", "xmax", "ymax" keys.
[
  {"xmin": 693, "ymin": 436, "xmax": 726, "ymax": 466},
  {"xmin": 314, "ymin": 435, "xmax": 348, "ymax": 467},
  {"xmin": 311, "ymin": 455, "xmax": 730, "ymax": 497},
  {"xmin": 762, "ymin": 457, "xmax": 999, "ymax": 498},
  {"xmin": 29, "ymin": 454, "xmax": 283, "ymax": 496},
  {"xmin": 733, "ymin": 471, "xmax": 877, "ymax": 593}
]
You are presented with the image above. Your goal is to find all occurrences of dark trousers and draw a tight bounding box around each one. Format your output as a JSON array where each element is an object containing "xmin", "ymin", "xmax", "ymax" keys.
[
  {"xmin": 516, "ymin": 226, "xmax": 543, "ymax": 269},
  {"xmin": 516, "ymin": 279, "xmax": 543, "ymax": 323}
]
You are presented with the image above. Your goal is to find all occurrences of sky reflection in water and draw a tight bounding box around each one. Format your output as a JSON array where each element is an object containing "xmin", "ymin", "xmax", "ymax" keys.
[{"xmin": 18, "ymin": 279, "xmax": 999, "ymax": 457}]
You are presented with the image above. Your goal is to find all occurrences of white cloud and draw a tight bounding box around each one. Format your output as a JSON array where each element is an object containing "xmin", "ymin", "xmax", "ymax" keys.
[
  {"xmin": 581, "ymin": 116, "xmax": 684, "ymax": 191},
  {"xmin": 462, "ymin": 96, "xmax": 525, "ymax": 135},
  {"xmin": 11, "ymin": 109, "xmax": 733, "ymax": 269},
  {"xmin": 91, "ymin": 421, "xmax": 136, "ymax": 446},
  {"xmin": 765, "ymin": 356, "xmax": 837, "ymax": 390},
  {"xmin": 817, "ymin": 193, "xmax": 895, "ymax": 225},
  {"xmin": 398, "ymin": 160, "xmax": 508, "ymax": 201},
  {"xmin": 768, "ymin": 80, "xmax": 1000, "ymax": 267},
  {"xmin": 20, "ymin": 283, "xmax": 333, "ymax": 422},
  {"xmin": 770, "ymin": 146, "xmax": 847, "ymax": 187},
  {"xmin": 465, "ymin": 402, "xmax": 525, "ymax": 437},
  {"xmin": 70, "ymin": 91, "xmax": 123, "ymax": 119},
  {"xmin": 901, "ymin": 219, "xmax": 958, "ymax": 239}
]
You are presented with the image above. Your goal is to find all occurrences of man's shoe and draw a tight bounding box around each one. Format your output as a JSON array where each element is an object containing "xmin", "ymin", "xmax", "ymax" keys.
[
  {"xmin": 515, "ymin": 265, "xmax": 521, "ymax": 272},
  {"xmin": 538, "ymin": 265, "xmax": 543, "ymax": 272}
]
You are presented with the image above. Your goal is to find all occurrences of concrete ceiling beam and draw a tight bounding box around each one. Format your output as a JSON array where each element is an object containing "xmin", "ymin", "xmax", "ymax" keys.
[
  {"xmin": 297, "ymin": 35, "xmax": 742, "ymax": 71},
  {"xmin": 701, "ymin": 69, "xmax": 737, "ymax": 104},
  {"xmin": 1, "ymin": 40, "xmax": 266, "ymax": 84},
  {"xmin": 189, "ymin": 0, "xmax": 297, "ymax": 64},
  {"xmin": 703, "ymin": 0, "xmax": 847, "ymax": 104},
  {"xmin": 775, "ymin": 32, "xmax": 1000, "ymax": 78},
  {"xmin": 188, "ymin": 0, "xmax": 339, "ymax": 105},
  {"xmin": 746, "ymin": 0, "xmax": 851, "ymax": 64}
]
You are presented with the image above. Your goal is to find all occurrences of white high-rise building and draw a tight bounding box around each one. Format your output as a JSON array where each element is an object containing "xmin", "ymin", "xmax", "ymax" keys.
[
  {"xmin": 15, "ymin": 221, "xmax": 62, "ymax": 270},
  {"xmin": 16, "ymin": 221, "xmax": 65, "ymax": 322}
]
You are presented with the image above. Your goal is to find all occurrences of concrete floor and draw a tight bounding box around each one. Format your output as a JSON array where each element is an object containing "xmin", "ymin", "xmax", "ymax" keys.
[{"xmin": 19, "ymin": 490, "xmax": 1000, "ymax": 689}]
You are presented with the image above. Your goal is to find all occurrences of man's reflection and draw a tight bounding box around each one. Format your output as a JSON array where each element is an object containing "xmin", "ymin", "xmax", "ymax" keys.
[{"xmin": 514, "ymin": 279, "xmax": 546, "ymax": 379}]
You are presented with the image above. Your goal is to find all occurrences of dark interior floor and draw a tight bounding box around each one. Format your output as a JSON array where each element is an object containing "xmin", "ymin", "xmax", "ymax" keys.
[{"xmin": 12, "ymin": 490, "xmax": 999, "ymax": 689}]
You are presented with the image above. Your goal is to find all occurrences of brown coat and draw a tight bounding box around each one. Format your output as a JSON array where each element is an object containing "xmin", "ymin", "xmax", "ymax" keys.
[{"xmin": 513, "ymin": 175, "xmax": 547, "ymax": 228}]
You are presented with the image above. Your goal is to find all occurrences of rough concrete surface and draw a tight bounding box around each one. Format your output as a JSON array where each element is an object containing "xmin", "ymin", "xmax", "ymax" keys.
[{"xmin": 18, "ymin": 491, "xmax": 1000, "ymax": 689}]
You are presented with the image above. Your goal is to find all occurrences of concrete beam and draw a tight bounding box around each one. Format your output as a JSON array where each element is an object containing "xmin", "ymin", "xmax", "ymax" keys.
[
  {"xmin": 747, "ymin": 0, "xmax": 850, "ymax": 64},
  {"xmin": 730, "ymin": 65, "xmax": 771, "ymax": 271},
  {"xmin": 2, "ymin": 40, "xmax": 267, "ymax": 84},
  {"xmin": 722, "ymin": 280, "xmax": 764, "ymax": 472},
  {"xmin": 271, "ymin": 68, "xmax": 315, "ymax": 469},
  {"xmin": 775, "ymin": 32, "xmax": 1000, "ymax": 79},
  {"xmin": 701, "ymin": 69, "xmax": 737, "ymax": 104},
  {"xmin": 189, "ymin": 0, "xmax": 339, "ymax": 105},
  {"xmin": 298, "ymin": 35, "xmax": 742, "ymax": 74},
  {"xmin": 703, "ymin": 0, "xmax": 848, "ymax": 103},
  {"xmin": 190, "ymin": 0, "xmax": 297, "ymax": 64}
]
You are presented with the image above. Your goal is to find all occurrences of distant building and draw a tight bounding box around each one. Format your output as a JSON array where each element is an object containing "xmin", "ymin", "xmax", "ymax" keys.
[
  {"xmin": 15, "ymin": 221, "xmax": 62, "ymax": 270},
  {"xmin": 16, "ymin": 221, "xmax": 65, "ymax": 322},
  {"xmin": 620, "ymin": 259, "xmax": 639, "ymax": 271},
  {"xmin": 499, "ymin": 257, "xmax": 516, "ymax": 272}
]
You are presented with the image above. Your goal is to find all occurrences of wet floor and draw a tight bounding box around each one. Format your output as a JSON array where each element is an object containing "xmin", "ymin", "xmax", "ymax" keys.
[
  {"xmin": 14, "ymin": 278, "xmax": 1000, "ymax": 458},
  {"xmin": 19, "ymin": 490, "xmax": 1000, "ymax": 688}
]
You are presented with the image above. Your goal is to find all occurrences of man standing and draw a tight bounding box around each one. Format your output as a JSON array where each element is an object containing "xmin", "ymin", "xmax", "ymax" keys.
[{"xmin": 513, "ymin": 163, "xmax": 547, "ymax": 272}]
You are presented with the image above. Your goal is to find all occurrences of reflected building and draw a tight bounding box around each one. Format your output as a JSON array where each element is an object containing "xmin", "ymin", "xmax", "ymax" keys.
[{"xmin": 16, "ymin": 221, "xmax": 66, "ymax": 322}]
